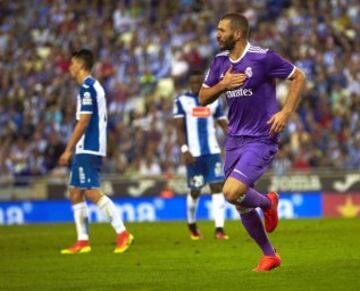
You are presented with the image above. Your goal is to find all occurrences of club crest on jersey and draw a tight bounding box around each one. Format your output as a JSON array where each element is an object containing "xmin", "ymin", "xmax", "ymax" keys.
[
  {"xmin": 192, "ymin": 107, "xmax": 211, "ymax": 118},
  {"xmin": 245, "ymin": 67, "xmax": 253, "ymax": 78},
  {"xmin": 82, "ymin": 92, "xmax": 92, "ymax": 105}
]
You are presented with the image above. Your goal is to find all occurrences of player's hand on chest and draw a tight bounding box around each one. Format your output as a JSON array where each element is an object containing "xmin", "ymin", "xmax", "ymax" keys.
[{"xmin": 220, "ymin": 62, "xmax": 264, "ymax": 89}]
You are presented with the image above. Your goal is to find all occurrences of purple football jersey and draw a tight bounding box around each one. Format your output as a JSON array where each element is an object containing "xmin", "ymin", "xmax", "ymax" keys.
[{"xmin": 203, "ymin": 43, "xmax": 295, "ymax": 144}]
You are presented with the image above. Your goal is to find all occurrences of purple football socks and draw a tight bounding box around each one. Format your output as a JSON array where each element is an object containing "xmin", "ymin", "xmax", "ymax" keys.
[
  {"xmin": 240, "ymin": 209, "xmax": 275, "ymax": 256},
  {"xmin": 238, "ymin": 188, "xmax": 271, "ymax": 209}
]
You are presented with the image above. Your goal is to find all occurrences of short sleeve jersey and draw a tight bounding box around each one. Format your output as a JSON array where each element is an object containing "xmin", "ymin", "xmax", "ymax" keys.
[
  {"xmin": 203, "ymin": 43, "xmax": 295, "ymax": 139},
  {"xmin": 173, "ymin": 92, "xmax": 226, "ymax": 157},
  {"xmin": 75, "ymin": 76, "xmax": 107, "ymax": 156}
]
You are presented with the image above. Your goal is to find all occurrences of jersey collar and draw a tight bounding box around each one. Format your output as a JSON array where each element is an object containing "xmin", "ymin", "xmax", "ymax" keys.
[
  {"xmin": 82, "ymin": 75, "xmax": 92, "ymax": 85},
  {"xmin": 229, "ymin": 42, "xmax": 250, "ymax": 64},
  {"xmin": 185, "ymin": 91, "xmax": 197, "ymax": 97}
]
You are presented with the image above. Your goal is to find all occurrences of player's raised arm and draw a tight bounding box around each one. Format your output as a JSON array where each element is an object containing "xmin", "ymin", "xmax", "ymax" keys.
[
  {"xmin": 282, "ymin": 67, "xmax": 306, "ymax": 115},
  {"xmin": 199, "ymin": 66, "xmax": 247, "ymax": 106},
  {"xmin": 267, "ymin": 67, "xmax": 306, "ymax": 134}
]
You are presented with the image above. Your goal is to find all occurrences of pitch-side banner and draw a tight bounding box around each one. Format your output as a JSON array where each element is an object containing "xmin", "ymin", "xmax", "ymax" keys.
[
  {"xmin": 46, "ymin": 172, "xmax": 360, "ymax": 199},
  {"xmin": 322, "ymin": 193, "xmax": 360, "ymax": 218},
  {"xmin": 0, "ymin": 192, "xmax": 322, "ymax": 225}
]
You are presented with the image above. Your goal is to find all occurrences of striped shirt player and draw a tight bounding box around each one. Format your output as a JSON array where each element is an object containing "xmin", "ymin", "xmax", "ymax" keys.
[
  {"xmin": 174, "ymin": 82, "xmax": 229, "ymax": 240},
  {"xmin": 60, "ymin": 50, "xmax": 133, "ymax": 255},
  {"xmin": 173, "ymin": 92, "xmax": 226, "ymax": 189},
  {"xmin": 70, "ymin": 75, "xmax": 107, "ymax": 189},
  {"xmin": 76, "ymin": 76, "xmax": 107, "ymax": 156}
]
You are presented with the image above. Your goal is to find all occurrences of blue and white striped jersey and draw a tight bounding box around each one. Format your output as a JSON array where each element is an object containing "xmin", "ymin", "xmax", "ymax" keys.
[
  {"xmin": 75, "ymin": 76, "xmax": 107, "ymax": 157},
  {"xmin": 173, "ymin": 92, "xmax": 226, "ymax": 157}
]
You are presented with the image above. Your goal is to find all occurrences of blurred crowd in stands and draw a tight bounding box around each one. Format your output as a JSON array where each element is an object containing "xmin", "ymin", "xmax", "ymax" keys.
[{"xmin": 0, "ymin": 0, "xmax": 359, "ymax": 185}]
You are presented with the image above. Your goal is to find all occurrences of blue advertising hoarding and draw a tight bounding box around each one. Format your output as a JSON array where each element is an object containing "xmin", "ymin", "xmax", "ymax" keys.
[{"xmin": 0, "ymin": 192, "xmax": 322, "ymax": 225}]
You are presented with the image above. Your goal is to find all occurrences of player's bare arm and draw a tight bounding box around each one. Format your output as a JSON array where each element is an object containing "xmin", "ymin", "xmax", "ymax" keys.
[
  {"xmin": 199, "ymin": 66, "xmax": 247, "ymax": 106},
  {"xmin": 174, "ymin": 117, "xmax": 195, "ymax": 165},
  {"xmin": 267, "ymin": 68, "xmax": 306, "ymax": 134},
  {"xmin": 59, "ymin": 113, "xmax": 91, "ymax": 166}
]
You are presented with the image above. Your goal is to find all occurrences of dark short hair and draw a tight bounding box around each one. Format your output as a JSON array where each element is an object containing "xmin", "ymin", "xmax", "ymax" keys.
[
  {"xmin": 71, "ymin": 49, "xmax": 94, "ymax": 71},
  {"xmin": 220, "ymin": 13, "xmax": 249, "ymax": 39},
  {"xmin": 190, "ymin": 68, "xmax": 204, "ymax": 77}
]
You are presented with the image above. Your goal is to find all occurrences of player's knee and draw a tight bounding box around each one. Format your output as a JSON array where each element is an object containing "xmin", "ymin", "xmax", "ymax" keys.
[
  {"xmin": 85, "ymin": 189, "xmax": 102, "ymax": 204},
  {"xmin": 223, "ymin": 182, "xmax": 247, "ymax": 205},
  {"xmin": 68, "ymin": 188, "xmax": 83, "ymax": 204},
  {"xmin": 209, "ymin": 183, "xmax": 223, "ymax": 194},
  {"xmin": 223, "ymin": 186, "xmax": 245, "ymax": 205},
  {"xmin": 190, "ymin": 190, "xmax": 200, "ymax": 199}
]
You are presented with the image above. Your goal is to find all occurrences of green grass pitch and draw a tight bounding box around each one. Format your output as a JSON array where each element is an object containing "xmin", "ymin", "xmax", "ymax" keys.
[{"xmin": 1, "ymin": 218, "xmax": 359, "ymax": 291}]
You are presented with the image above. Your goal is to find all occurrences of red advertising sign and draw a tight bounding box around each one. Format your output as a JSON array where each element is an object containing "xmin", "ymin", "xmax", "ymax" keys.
[{"xmin": 323, "ymin": 193, "xmax": 360, "ymax": 217}]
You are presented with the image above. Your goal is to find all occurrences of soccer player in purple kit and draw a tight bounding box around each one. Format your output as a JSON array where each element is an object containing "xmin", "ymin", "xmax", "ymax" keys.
[{"xmin": 199, "ymin": 14, "xmax": 305, "ymax": 271}]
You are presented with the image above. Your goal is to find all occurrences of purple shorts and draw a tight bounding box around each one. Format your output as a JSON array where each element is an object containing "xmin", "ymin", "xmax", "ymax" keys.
[{"xmin": 224, "ymin": 136, "xmax": 278, "ymax": 187}]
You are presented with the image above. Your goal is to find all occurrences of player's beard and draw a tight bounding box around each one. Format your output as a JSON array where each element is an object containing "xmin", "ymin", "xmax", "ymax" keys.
[{"xmin": 219, "ymin": 35, "xmax": 236, "ymax": 51}]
